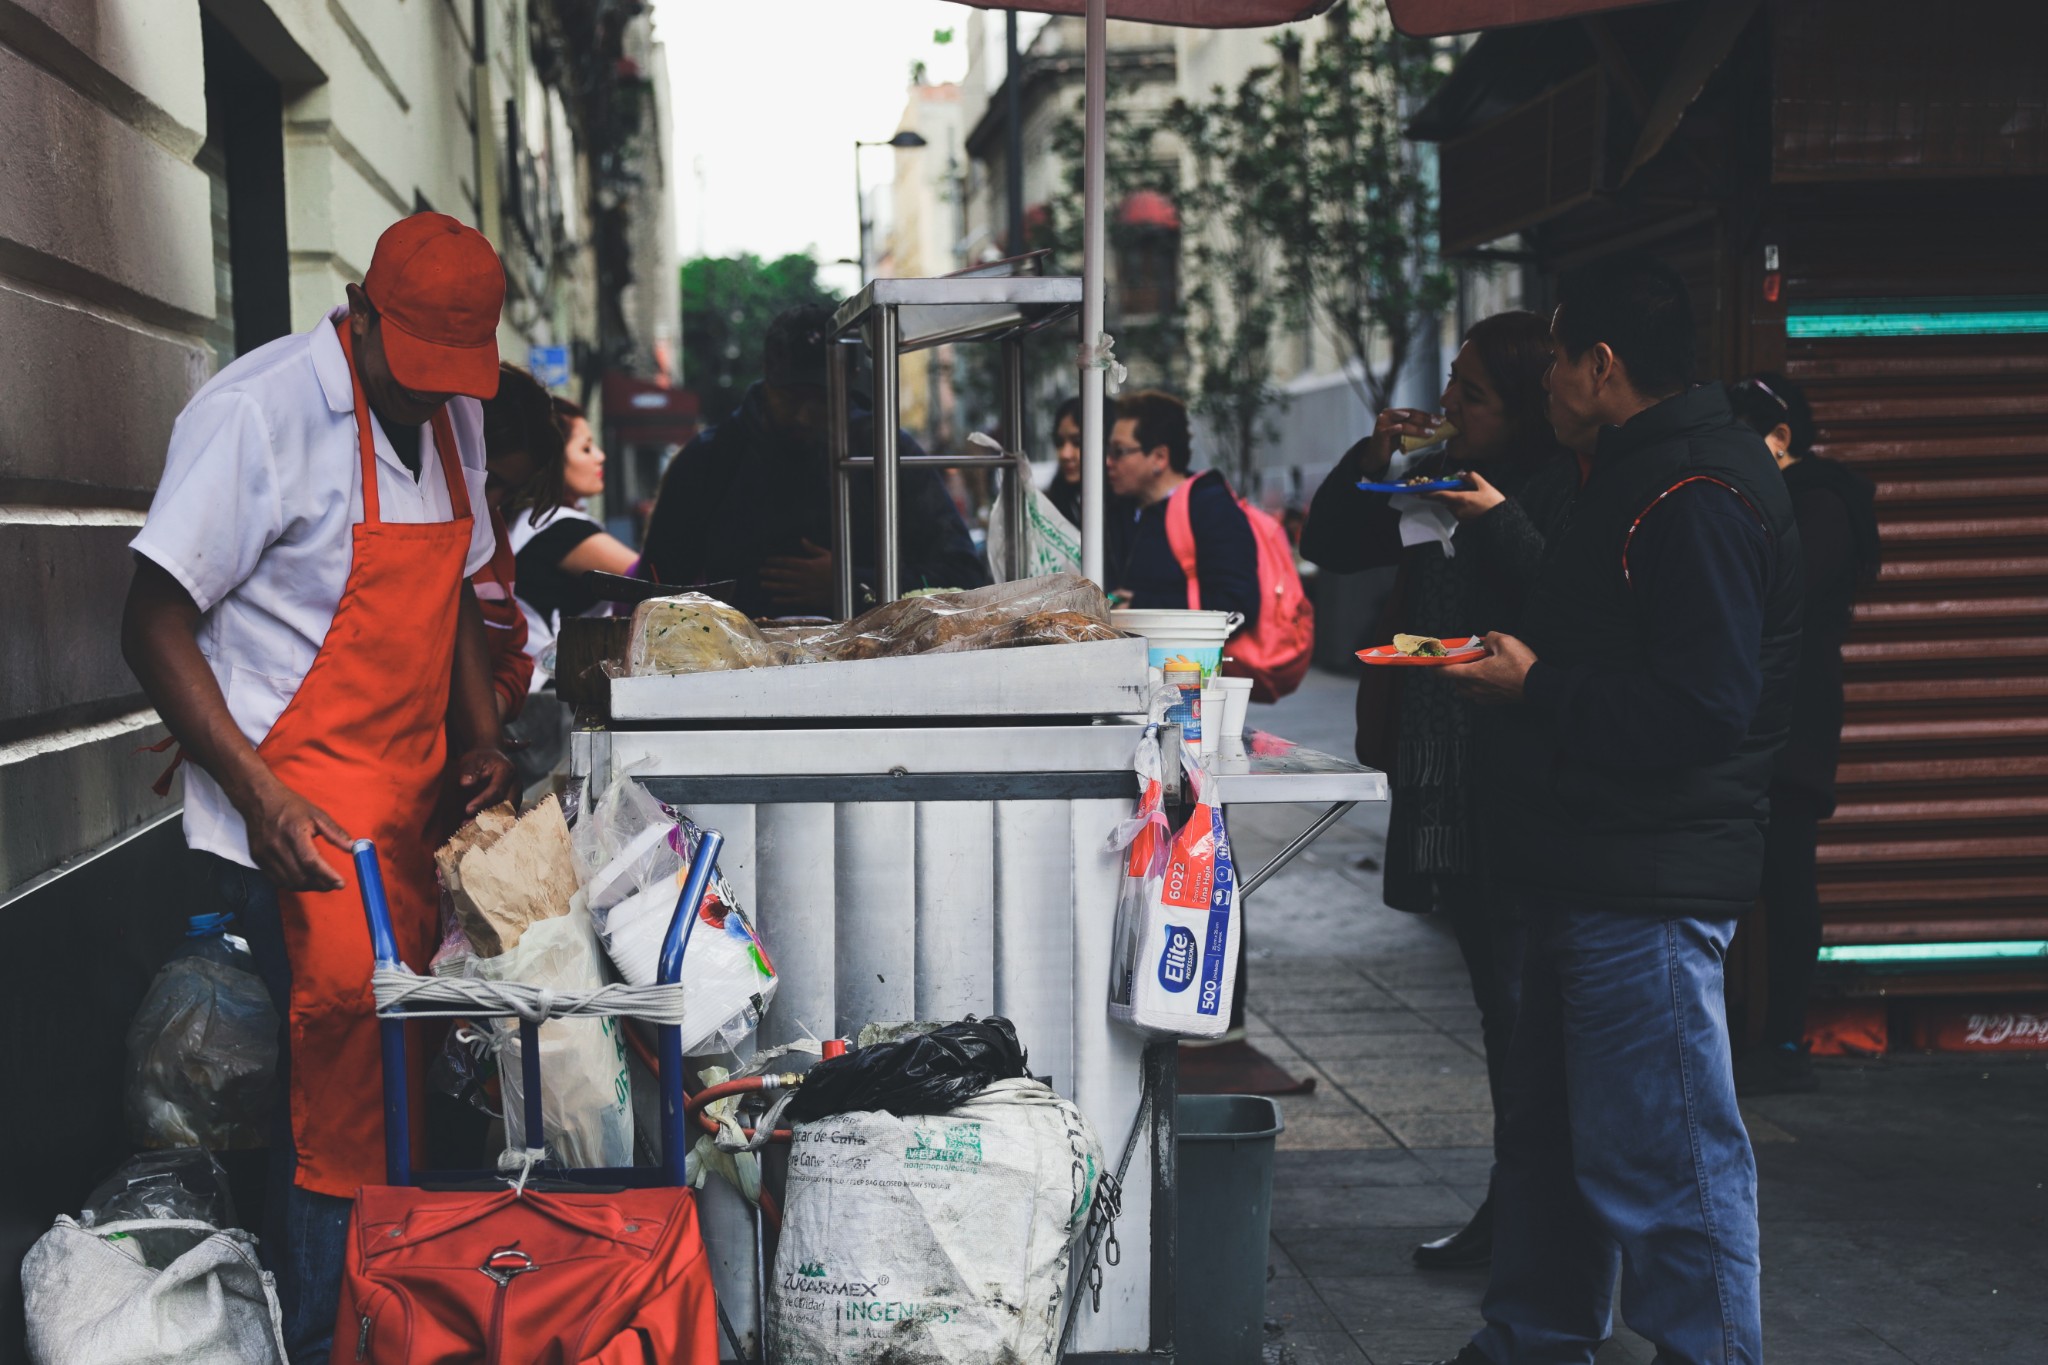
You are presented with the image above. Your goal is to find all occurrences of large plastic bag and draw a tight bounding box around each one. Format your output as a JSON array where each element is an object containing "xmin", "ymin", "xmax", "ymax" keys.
[
  {"xmin": 573, "ymin": 771, "xmax": 777, "ymax": 1055},
  {"xmin": 78, "ymin": 1149, "xmax": 238, "ymax": 1273},
  {"xmin": 1105, "ymin": 733, "xmax": 1243, "ymax": 1038},
  {"xmin": 783, "ymin": 1017, "xmax": 1028, "ymax": 1123},
  {"xmin": 623, "ymin": 573, "xmax": 1120, "ymax": 676},
  {"xmin": 23, "ymin": 1215, "xmax": 286, "ymax": 1365},
  {"xmin": 983, "ymin": 441, "xmax": 1084, "ymax": 582},
  {"xmin": 769, "ymin": 1077, "xmax": 1103, "ymax": 1365},
  {"xmin": 473, "ymin": 895, "xmax": 634, "ymax": 1169},
  {"xmin": 125, "ymin": 954, "xmax": 278, "ymax": 1151}
]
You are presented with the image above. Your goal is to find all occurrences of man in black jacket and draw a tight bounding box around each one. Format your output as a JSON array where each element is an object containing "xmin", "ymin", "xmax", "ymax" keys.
[
  {"xmin": 1419, "ymin": 256, "xmax": 1800, "ymax": 1365},
  {"xmin": 1105, "ymin": 389, "xmax": 1260, "ymax": 625},
  {"xmin": 641, "ymin": 305, "xmax": 988, "ymax": 616}
]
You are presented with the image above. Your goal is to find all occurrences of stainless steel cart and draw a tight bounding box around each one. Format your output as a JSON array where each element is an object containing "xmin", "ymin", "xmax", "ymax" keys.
[{"xmin": 575, "ymin": 639, "xmax": 1384, "ymax": 1362}]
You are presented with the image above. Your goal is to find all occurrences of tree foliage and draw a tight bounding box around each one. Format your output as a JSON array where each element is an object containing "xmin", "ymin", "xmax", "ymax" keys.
[
  {"xmin": 679, "ymin": 252, "xmax": 836, "ymax": 421},
  {"xmin": 1262, "ymin": 5, "xmax": 1453, "ymax": 414},
  {"xmin": 1163, "ymin": 78, "xmax": 1292, "ymax": 489}
]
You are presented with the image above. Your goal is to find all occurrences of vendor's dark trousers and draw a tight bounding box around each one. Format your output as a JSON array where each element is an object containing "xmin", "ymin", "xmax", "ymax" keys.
[
  {"xmin": 198, "ymin": 852, "xmax": 352, "ymax": 1365},
  {"xmin": 1471, "ymin": 899, "xmax": 1760, "ymax": 1365},
  {"xmin": 1760, "ymin": 784, "xmax": 1825, "ymax": 1047},
  {"xmin": 1447, "ymin": 891, "xmax": 1524, "ymax": 1152}
]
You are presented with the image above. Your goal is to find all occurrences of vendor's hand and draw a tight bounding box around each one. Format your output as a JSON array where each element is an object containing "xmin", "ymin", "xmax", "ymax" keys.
[
  {"xmin": 759, "ymin": 538, "xmax": 835, "ymax": 614},
  {"xmin": 1425, "ymin": 470, "xmax": 1506, "ymax": 522},
  {"xmin": 454, "ymin": 746, "xmax": 517, "ymax": 815},
  {"xmin": 1353, "ymin": 408, "xmax": 1443, "ymax": 480},
  {"xmin": 1449, "ymin": 631, "xmax": 1537, "ymax": 705},
  {"xmin": 245, "ymin": 780, "xmax": 352, "ymax": 892}
]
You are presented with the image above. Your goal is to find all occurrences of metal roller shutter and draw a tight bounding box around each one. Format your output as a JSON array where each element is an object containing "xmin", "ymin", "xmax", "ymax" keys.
[{"xmin": 1785, "ymin": 329, "xmax": 2048, "ymax": 969}]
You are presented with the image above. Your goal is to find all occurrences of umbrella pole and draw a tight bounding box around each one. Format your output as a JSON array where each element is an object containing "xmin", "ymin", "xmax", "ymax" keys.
[{"xmin": 1080, "ymin": 0, "xmax": 1108, "ymax": 586}]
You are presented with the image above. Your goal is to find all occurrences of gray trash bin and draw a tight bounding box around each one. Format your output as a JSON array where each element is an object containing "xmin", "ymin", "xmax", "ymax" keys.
[{"xmin": 1174, "ymin": 1093, "xmax": 1285, "ymax": 1365}]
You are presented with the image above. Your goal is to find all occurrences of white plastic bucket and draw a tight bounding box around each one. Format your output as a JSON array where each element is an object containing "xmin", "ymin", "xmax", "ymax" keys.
[{"xmin": 1111, "ymin": 608, "xmax": 1244, "ymax": 679}]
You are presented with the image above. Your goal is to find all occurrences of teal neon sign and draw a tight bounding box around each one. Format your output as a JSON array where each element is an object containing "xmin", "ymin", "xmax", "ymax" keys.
[
  {"xmin": 1817, "ymin": 941, "xmax": 2048, "ymax": 965},
  {"xmin": 1787, "ymin": 297, "xmax": 2048, "ymax": 339}
]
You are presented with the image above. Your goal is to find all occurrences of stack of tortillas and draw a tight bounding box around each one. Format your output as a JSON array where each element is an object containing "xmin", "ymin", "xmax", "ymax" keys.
[{"xmin": 435, "ymin": 795, "xmax": 579, "ymax": 956}]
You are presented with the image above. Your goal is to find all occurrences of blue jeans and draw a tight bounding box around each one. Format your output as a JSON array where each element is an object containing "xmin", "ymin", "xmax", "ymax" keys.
[
  {"xmin": 1470, "ymin": 900, "xmax": 1760, "ymax": 1365},
  {"xmin": 200, "ymin": 852, "xmax": 353, "ymax": 1365}
]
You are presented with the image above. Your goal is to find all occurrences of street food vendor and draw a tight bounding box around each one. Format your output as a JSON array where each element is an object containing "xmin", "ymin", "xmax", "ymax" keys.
[
  {"xmin": 120, "ymin": 211, "xmax": 517, "ymax": 1364},
  {"xmin": 640, "ymin": 303, "xmax": 989, "ymax": 616}
]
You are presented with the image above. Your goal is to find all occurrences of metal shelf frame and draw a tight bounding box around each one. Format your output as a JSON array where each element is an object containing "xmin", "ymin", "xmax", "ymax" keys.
[{"xmin": 826, "ymin": 274, "xmax": 1084, "ymax": 615}]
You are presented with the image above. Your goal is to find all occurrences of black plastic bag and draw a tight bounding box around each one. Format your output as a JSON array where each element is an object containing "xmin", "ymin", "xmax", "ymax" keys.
[{"xmin": 784, "ymin": 1017, "xmax": 1030, "ymax": 1123}]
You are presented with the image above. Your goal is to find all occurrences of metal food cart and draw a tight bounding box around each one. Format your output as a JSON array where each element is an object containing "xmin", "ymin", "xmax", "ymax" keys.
[{"xmin": 572, "ymin": 636, "xmax": 1384, "ymax": 1360}]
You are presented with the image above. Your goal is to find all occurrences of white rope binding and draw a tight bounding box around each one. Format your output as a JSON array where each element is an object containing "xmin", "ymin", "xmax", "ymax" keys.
[
  {"xmin": 371, "ymin": 964, "xmax": 688, "ymax": 1025},
  {"xmin": 1077, "ymin": 332, "xmax": 1128, "ymax": 395}
]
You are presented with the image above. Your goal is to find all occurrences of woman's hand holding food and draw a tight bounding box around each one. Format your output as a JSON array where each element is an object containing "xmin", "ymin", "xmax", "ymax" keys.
[
  {"xmin": 1448, "ymin": 631, "xmax": 1537, "ymax": 704},
  {"xmin": 1351, "ymin": 408, "xmax": 1443, "ymax": 481},
  {"xmin": 1425, "ymin": 469, "xmax": 1506, "ymax": 522}
]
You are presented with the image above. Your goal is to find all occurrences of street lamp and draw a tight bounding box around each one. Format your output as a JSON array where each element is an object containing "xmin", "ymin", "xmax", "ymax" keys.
[{"xmin": 854, "ymin": 130, "xmax": 928, "ymax": 285}]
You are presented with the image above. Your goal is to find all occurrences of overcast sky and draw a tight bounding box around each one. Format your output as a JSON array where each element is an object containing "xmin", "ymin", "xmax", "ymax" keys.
[{"xmin": 650, "ymin": 2, "xmax": 1046, "ymax": 294}]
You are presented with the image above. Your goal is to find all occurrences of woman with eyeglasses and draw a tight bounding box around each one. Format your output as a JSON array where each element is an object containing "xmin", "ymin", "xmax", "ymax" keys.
[
  {"xmin": 1726, "ymin": 372, "xmax": 1881, "ymax": 1095},
  {"xmin": 1300, "ymin": 310, "xmax": 1577, "ymax": 1270}
]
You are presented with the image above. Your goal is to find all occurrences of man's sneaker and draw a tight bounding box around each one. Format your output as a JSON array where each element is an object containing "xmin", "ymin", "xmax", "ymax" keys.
[{"xmin": 1734, "ymin": 1041, "xmax": 1818, "ymax": 1096}]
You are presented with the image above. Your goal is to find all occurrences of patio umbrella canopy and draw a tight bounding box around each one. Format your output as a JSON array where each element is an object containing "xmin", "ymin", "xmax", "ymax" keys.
[
  {"xmin": 961, "ymin": 0, "xmax": 1333, "ymax": 23},
  {"xmin": 951, "ymin": 0, "xmax": 1336, "ymax": 581}
]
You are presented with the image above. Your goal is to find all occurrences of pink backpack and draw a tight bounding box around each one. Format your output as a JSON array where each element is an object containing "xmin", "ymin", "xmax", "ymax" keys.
[{"xmin": 1165, "ymin": 477, "xmax": 1315, "ymax": 702}]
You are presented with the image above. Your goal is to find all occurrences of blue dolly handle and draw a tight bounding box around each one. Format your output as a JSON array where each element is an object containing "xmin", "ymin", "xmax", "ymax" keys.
[{"xmin": 354, "ymin": 827, "xmax": 724, "ymax": 1188}]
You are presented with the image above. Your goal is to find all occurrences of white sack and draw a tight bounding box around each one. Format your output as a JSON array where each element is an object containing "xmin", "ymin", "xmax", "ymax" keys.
[{"xmin": 768, "ymin": 1077, "xmax": 1104, "ymax": 1365}]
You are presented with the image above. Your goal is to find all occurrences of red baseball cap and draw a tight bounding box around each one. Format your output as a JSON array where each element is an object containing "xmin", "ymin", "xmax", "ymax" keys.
[{"xmin": 362, "ymin": 213, "xmax": 505, "ymax": 399}]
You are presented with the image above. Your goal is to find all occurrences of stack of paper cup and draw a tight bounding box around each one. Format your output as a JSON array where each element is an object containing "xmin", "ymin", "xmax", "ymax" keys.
[{"xmin": 1214, "ymin": 676, "xmax": 1254, "ymax": 741}]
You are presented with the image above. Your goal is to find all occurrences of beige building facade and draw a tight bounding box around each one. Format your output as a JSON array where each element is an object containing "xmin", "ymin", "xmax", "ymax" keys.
[{"xmin": 0, "ymin": 0, "xmax": 675, "ymax": 899}]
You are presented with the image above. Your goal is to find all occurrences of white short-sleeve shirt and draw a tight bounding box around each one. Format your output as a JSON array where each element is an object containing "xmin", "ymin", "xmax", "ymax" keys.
[{"xmin": 131, "ymin": 306, "xmax": 495, "ymax": 869}]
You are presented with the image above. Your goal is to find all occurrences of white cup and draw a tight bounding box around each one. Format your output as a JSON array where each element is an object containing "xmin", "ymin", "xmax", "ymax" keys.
[
  {"xmin": 1199, "ymin": 686, "xmax": 1225, "ymax": 755},
  {"xmin": 1214, "ymin": 676, "xmax": 1254, "ymax": 740}
]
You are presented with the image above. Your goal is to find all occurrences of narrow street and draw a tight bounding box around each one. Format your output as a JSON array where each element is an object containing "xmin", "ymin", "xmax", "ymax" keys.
[{"xmin": 1232, "ymin": 670, "xmax": 2048, "ymax": 1365}]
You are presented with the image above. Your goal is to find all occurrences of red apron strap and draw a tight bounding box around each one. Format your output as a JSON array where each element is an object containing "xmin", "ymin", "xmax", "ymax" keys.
[
  {"xmin": 336, "ymin": 321, "xmax": 383, "ymax": 526},
  {"xmin": 1164, "ymin": 479, "xmax": 1201, "ymax": 610}
]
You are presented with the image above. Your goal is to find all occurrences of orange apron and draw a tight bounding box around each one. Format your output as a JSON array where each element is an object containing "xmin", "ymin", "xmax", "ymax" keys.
[{"xmin": 261, "ymin": 322, "xmax": 474, "ymax": 1197}]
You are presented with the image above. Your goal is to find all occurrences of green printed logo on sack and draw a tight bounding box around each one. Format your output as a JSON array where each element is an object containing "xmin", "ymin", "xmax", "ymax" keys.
[{"xmin": 904, "ymin": 1120, "xmax": 983, "ymax": 1166}]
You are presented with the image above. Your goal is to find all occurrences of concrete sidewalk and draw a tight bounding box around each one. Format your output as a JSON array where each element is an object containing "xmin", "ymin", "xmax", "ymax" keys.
[{"xmin": 1229, "ymin": 670, "xmax": 2048, "ymax": 1365}]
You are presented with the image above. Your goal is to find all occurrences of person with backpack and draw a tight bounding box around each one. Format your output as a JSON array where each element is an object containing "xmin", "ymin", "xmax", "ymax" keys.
[
  {"xmin": 1106, "ymin": 389, "xmax": 1261, "ymax": 621},
  {"xmin": 1299, "ymin": 310, "xmax": 1576, "ymax": 1270},
  {"xmin": 1106, "ymin": 389, "xmax": 1314, "ymax": 700}
]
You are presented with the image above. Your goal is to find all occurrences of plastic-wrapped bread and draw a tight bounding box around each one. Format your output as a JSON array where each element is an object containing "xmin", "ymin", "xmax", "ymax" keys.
[{"xmin": 627, "ymin": 593, "xmax": 791, "ymax": 675}]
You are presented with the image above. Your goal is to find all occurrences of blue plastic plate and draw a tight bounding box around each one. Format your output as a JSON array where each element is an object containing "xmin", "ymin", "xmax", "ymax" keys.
[{"xmin": 1355, "ymin": 477, "xmax": 1471, "ymax": 494}]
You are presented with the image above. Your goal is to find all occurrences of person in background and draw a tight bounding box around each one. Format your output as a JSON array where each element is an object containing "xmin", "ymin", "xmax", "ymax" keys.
[
  {"xmin": 121, "ymin": 213, "xmax": 516, "ymax": 1363},
  {"xmin": 507, "ymin": 396, "xmax": 639, "ymax": 675},
  {"xmin": 473, "ymin": 363, "xmax": 567, "ymax": 722},
  {"xmin": 1418, "ymin": 255, "xmax": 1801, "ymax": 1365},
  {"xmin": 1105, "ymin": 388, "xmax": 1260, "ymax": 626},
  {"xmin": 1045, "ymin": 394, "xmax": 1134, "ymax": 563},
  {"xmin": 1299, "ymin": 310, "xmax": 1576, "ymax": 1271},
  {"xmin": 1727, "ymin": 371, "xmax": 1881, "ymax": 1096},
  {"xmin": 641, "ymin": 304, "xmax": 989, "ymax": 616}
]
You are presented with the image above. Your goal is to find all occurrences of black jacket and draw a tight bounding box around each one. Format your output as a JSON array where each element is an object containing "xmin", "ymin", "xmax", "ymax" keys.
[
  {"xmin": 1489, "ymin": 386, "xmax": 1804, "ymax": 916},
  {"xmin": 1112, "ymin": 471, "xmax": 1262, "ymax": 626},
  {"xmin": 1774, "ymin": 456, "xmax": 1880, "ymax": 809},
  {"xmin": 642, "ymin": 384, "xmax": 989, "ymax": 617}
]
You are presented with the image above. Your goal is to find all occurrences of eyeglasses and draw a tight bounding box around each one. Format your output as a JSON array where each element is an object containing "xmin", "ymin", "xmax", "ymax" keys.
[{"xmin": 1106, "ymin": 443, "xmax": 1147, "ymax": 461}]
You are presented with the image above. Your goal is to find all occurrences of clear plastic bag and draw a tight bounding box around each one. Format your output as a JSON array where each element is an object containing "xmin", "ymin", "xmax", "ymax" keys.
[
  {"xmin": 572, "ymin": 769, "xmax": 778, "ymax": 1055},
  {"xmin": 622, "ymin": 573, "xmax": 1121, "ymax": 676},
  {"xmin": 78, "ymin": 1148, "xmax": 238, "ymax": 1270},
  {"xmin": 125, "ymin": 954, "xmax": 278, "ymax": 1151},
  {"xmin": 627, "ymin": 593, "xmax": 792, "ymax": 675},
  {"xmin": 474, "ymin": 894, "xmax": 634, "ymax": 1169}
]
